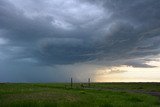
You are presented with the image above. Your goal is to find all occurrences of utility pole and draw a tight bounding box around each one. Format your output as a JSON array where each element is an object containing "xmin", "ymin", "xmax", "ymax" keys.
[
  {"xmin": 88, "ymin": 78, "xmax": 90, "ymax": 87},
  {"xmin": 71, "ymin": 77, "xmax": 73, "ymax": 88}
]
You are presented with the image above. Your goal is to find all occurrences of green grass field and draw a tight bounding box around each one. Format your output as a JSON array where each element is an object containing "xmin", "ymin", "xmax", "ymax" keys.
[{"xmin": 0, "ymin": 83, "xmax": 160, "ymax": 107}]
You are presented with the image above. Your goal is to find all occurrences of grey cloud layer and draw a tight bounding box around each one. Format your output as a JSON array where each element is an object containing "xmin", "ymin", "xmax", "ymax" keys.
[{"xmin": 0, "ymin": 0, "xmax": 160, "ymax": 68}]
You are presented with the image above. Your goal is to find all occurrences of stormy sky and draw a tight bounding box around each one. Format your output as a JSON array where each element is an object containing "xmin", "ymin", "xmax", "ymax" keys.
[{"xmin": 0, "ymin": 0, "xmax": 160, "ymax": 82}]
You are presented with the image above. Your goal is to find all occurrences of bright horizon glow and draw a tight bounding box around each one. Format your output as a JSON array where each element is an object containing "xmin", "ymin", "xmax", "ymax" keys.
[{"xmin": 94, "ymin": 59, "xmax": 160, "ymax": 82}]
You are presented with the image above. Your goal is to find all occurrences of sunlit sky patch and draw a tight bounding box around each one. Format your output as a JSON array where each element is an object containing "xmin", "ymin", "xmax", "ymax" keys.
[{"xmin": 0, "ymin": 0, "xmax": 160, "ymax": 82}]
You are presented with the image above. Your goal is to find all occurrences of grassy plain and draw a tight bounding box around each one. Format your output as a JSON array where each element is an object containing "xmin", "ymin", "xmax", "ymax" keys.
[{"xmin": 0, "ymin": 83, "xmax": 159, "ymax": 107}]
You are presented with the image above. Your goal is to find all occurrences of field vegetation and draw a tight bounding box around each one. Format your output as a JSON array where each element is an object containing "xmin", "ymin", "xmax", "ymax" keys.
[{"xmin": 0, "ymin": 83, "xmax": 159, "ymax": 107}]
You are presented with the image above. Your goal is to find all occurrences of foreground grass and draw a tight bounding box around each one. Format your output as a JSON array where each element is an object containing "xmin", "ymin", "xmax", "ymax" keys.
[{"xmin": 0, "ymin": 83, "xmax": 159, "ymax": 107}]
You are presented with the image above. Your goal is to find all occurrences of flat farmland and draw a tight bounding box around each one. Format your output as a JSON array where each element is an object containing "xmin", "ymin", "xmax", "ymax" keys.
[{"xmin": 0, "ymin": 83, "xmax": 160, "ymax": 107}]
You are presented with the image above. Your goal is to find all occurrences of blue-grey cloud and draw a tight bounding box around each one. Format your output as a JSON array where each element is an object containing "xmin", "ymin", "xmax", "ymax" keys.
[{"xmin": 0, "ymin": 0, "xmax": 160, "ymax": 82}]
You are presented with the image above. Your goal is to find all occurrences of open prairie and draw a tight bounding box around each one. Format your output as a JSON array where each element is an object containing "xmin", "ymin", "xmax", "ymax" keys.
[{"xmin": 0, "ymin": 83, "xmax": 160, "ymax": 107}]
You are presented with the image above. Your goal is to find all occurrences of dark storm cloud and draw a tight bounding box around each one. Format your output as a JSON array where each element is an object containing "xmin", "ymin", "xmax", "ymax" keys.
[
  {"xmin": 0, "ymin": 0, "xmax": 160, "ymax": 78},
  {"xmin": 0, "ymin": 0, "xmax": 100, "ymax": 65},
  {"xmin": 84, "ymin": 0, "xmax": 160, "ymax": 66}
]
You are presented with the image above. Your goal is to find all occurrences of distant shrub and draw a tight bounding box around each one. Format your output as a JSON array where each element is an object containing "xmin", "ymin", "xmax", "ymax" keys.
[{"xmin": 138, "ymin": 87, "xmax": 143, "ymax": 89}]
